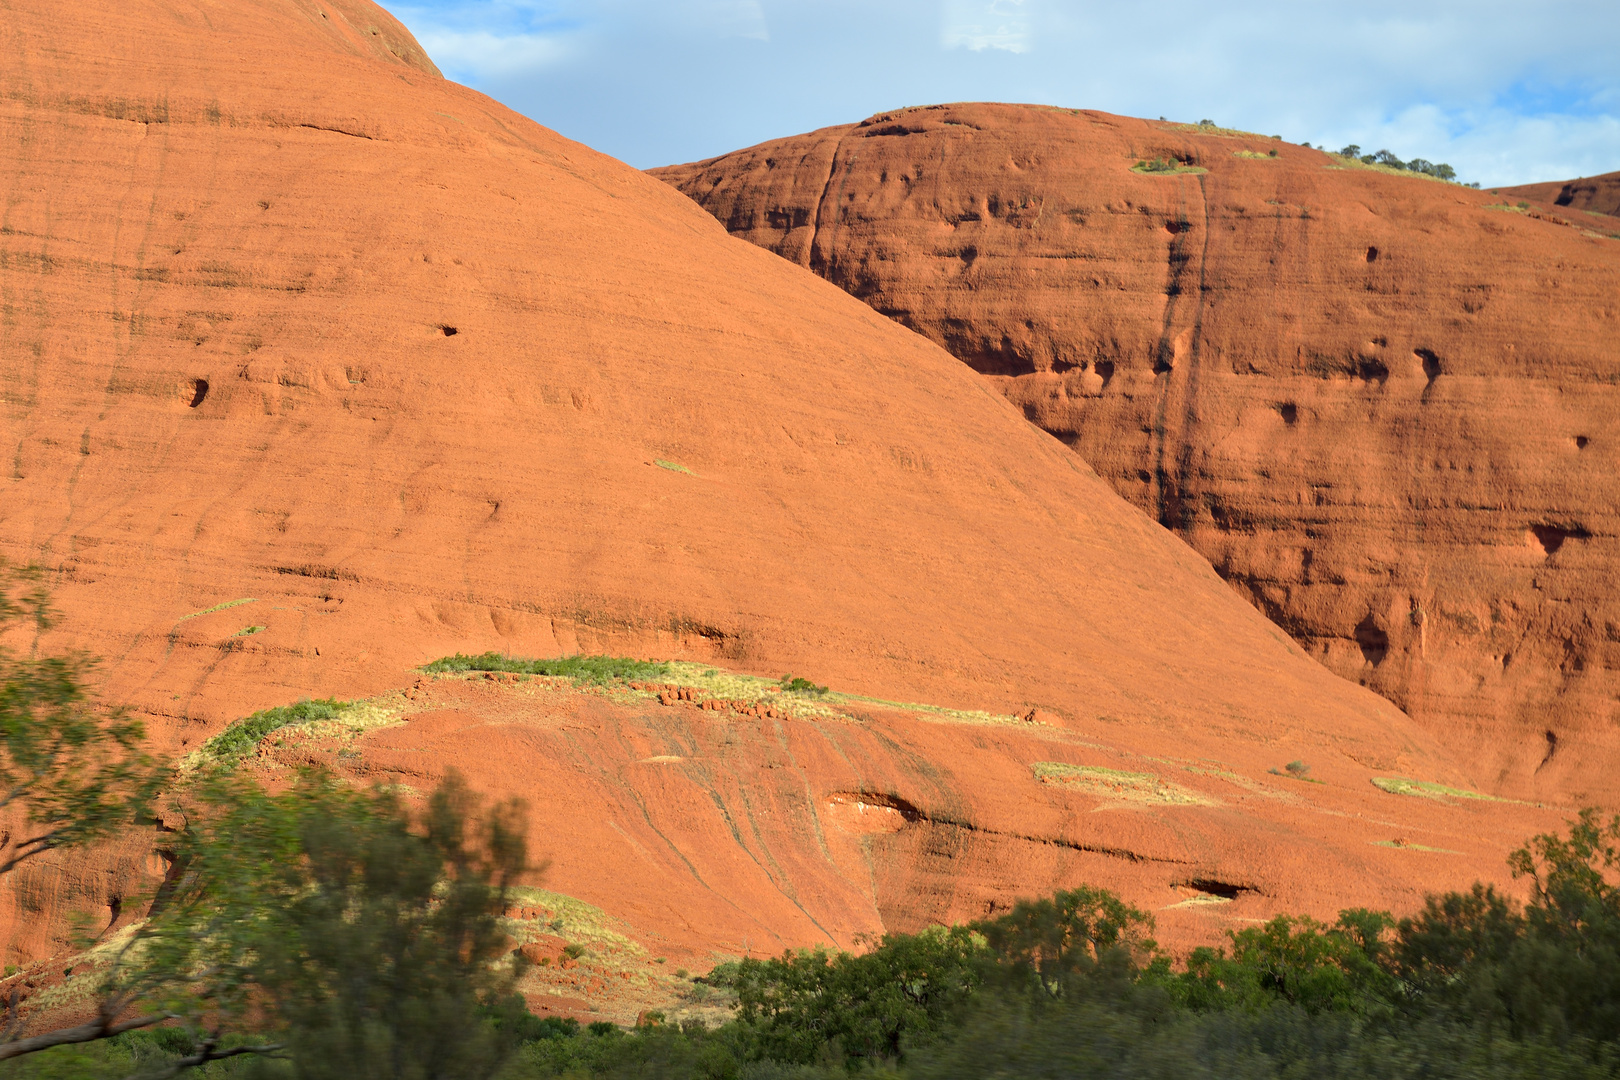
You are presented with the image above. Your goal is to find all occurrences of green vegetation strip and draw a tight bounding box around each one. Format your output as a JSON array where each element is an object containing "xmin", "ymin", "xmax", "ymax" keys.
[
  {"xmin": 1132, "ymin": 158, "xmax": 1206, "ymax": 176},
  {"xmin": 200, "ymin": 699, "xmax": 349, "ymax": 766},
  {"xmin": 1371, "ymin": 776, "xmax": 1500, "ymax": 802},
  {"xmin": 653, "ymin": 459, "xmax": 693, "ymax": 475},
  {"xmin": 422, "ymin": 653, "xmax": 671, "ymax": 684}
]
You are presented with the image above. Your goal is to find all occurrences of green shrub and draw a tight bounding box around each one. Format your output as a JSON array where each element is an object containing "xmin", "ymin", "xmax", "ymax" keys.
[
  {"xmin": 778, "ymin": 675, "xmax": 827, "ymax": 695},
  {"xmin": 731, "ymin": 925, "xmax": 986, "ymax": 1067},
  {"xmin": 199, "ymin": 698, "xmax": 347, "ymax": 765},
  {"xmin": 421, "ymin": 653, "xmax": 670, "ymax": 684},
  {"xmin": 1135, "ymin": 156, "xmax": 1182, "ymax": 173}
]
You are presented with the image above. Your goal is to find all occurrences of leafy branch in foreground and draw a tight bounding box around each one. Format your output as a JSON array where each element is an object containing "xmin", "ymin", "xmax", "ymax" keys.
[
  {"xmin": 0, "ymin": 562, "xmax": 168, "ymax": 874},
  {"xmin": 123, "ymin": 769, "xmax": 533, "ymax": 1080}
]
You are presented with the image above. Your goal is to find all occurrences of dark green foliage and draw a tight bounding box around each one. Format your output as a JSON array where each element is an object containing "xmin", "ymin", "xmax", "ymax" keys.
[
  {"xmin": 0, "ymin": 563, "xmax": 166, "ymax": 874},
  {"xmin": 1389, "ymin": 810, "xmax": 1620, "ymax": 1045},
  {"xmin": 0, "ymin": 1028, "xmax": 268, "ymax": 1078},
  {"xmin": 1165, "ymin": 910, "xmax": 1397, "ymax": 1014},
  {"xmin": 198, "ymin": 698, "xmax": 347, "ymax": 766},
  {"xmin": 970, "ymin": 885, "xmax": 1153, "ymax": 999},
  {"xmin": 906, "ymin": 998, "xmax": 1620, "ymax": 1080},
  {"xmin": 777, "ymin": 675, "xmax": 827, "ymax": 695},
  {"xmin": 122, "ymin": 770, "xmax": 531, "ymax": 1080},
  {"xmin": 1335, "ymin": 143, "xmax": 1457, "ymax": 181},
  {"xmin": 1135, "ymin": 156, "xmax": 1185, "ymax": 173},
  {"xmin": 422, "ymin": 653, "xmax": 670, "ymax": 684},
  {"xmin": 506, "ymin": 812, "xmax": 1620, "ymax": 1080},
  {"xmin": 729, "ymin": 926, "xmax": 984, "ymax": 1068}
]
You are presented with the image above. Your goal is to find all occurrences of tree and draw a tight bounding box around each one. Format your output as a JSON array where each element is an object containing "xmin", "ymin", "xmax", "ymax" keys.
[
  {"xmin": 0, "ymin": 564, "xmax": 173, "ymax": 1062},
  {"xmin": 127, "ymin": 770, "xmax": 533, "ymax": 1080},
  {"xmin": 0, "ymin": 563, "xmax": 165, "ymax": 875},
  {"xmin": 729, "ymin": 925, "xmax": 985, "ymax": 1067},
  {"xmin": 1339, "ymin": 144, "xmax": 1362, "ymax": 158},
  {"xmin": 972, "ymin": 886, "xmax": 1154, "ymax": 999},
  {"xmin": 1171, "ymin": 911, "xmax": 1396, "ymax": 1014}
]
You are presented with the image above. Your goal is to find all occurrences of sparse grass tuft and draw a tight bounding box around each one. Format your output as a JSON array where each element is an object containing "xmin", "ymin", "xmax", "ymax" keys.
[
  {"xmin": 1161, "ymin": 120, "xmax": 1267, "ymax": 139},
  {"xmin": 422, "ymin": 653, "xmax": 671, "ymax": 684},
  {"xmin": 200, "ymin": 698, "xmax": 349, "ymax": 766},
  {"xmin": 654, "ymin": 459, "xmax": 693, "ymax": 475},
  {"xmin": 175, "ymin": 597, "xmax": 256, "ymax": 623},
  {"xmin": 1372, "ymin": 839, "xmax": 1463, "ymax": 854}
]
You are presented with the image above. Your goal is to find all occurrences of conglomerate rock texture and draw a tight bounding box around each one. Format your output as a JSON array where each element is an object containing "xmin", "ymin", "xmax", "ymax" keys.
[
  {"xmin": 654, "ymin": 104, "xmax": 1620, "ymax": 805},
  {"xmin": 0, "ymin": 4, "xmax": 1496, "ymax": 968}
]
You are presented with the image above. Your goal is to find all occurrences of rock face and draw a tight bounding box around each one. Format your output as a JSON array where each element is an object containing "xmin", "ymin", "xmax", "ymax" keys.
[
  {"xmin": 1503, "ymin": 170, "xmax": 1620, "ymax": 219},
  {"xmin": 0, "ymin": 7, "xmax": 1473, "ymax": 963},
  {"xmin": 285, "ymin": 674, "xmax": 1565, "ymax": 995},
  {"xmin": 654, "ymin": 103, "xmax": 1620, "ymax": 803}
]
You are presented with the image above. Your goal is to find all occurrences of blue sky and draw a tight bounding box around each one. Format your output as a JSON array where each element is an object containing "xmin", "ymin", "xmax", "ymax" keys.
[{"xmin": 390, "ymin": 0, "xmax": 1620, "ymax": 187}]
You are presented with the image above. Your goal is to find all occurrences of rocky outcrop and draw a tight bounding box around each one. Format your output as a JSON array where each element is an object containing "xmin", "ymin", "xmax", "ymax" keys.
[
  {"xmin": 655, "ymin": 104, "xmax": 1620, "ymax": 802},
  {"xmin": 1503, "ymin": 170, "xmax": 1620, "ymax": 219},
  {"xmin": 0, "ymin": 8, "xmax": 1467, "ymax": 963}
]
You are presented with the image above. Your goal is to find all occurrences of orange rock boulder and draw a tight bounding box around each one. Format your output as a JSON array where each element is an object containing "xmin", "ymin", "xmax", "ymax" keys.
[
  {"xmin": 1503, "ymin": 170, "xmax": 1620, "ymax": 219},
  {"xmin": 655, "ymin": 103, "xmax": 1620, "ymax": 803}
]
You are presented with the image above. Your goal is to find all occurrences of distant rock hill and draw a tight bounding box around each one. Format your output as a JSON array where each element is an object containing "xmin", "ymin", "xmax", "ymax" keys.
[
  {"xmin": 655, "ymin": 103, "xmax": 1620, "ymax": 804},
  {"xmin": 1503, "ymin": 170, "xmax": 1620, "ymax": 219},
  {"xmin": 0, "ymin": 5, "xmax": 1494, "ymax": 966}
]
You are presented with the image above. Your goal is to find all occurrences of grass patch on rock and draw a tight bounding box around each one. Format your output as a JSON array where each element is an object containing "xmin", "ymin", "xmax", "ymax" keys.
[
  {"xmin": 197, "ymin": 698, "xmax": 349, "ymax": 767},
  {"xmin": 1371, "ymin": 776, "xmax": 1501, "ymax": 802},
  {"xmin": 1033, "ymin": 762, "xmax": 1215, "ymax": 806},
  {"xmin": 1132, "ymin": 157, "xmax": 1206, "ymax": 176},
  {"xmin": 1324, "ymin": 153, "xmax": 1456, "ymax": 183},
  {"xmin": 1160, "ymin": 120, "xmax": 1269, "ymax": 139},
  {"xmin": 175, "ymin": 596, "xmax": 256, "ymax": 623},
  {"xmin": 422, "ymin": 652, "xmax": 672, "ymax": 684}
]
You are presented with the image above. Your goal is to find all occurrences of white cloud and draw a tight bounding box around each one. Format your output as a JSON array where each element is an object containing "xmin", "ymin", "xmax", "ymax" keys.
[
  {"xmin": 412, "ymin": 27, "xmax": 572, "ymax": 79},
  {"xmin": 942, "ymin": 0, "xmax": 1029, "ymax": 53},
  {"xmin": 389, "ymin": 0, "xmax": 1620, "ymax": 182}
]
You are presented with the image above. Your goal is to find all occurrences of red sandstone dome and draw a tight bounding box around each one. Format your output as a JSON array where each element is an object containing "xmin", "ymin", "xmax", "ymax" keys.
[
  {"xmin": 654, "ymin": 103, "xmax": 1620, "ymax": 806},
  {"xmin": 0, "ymin": 3, "xmax": 1573, "ymax": 978}
]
